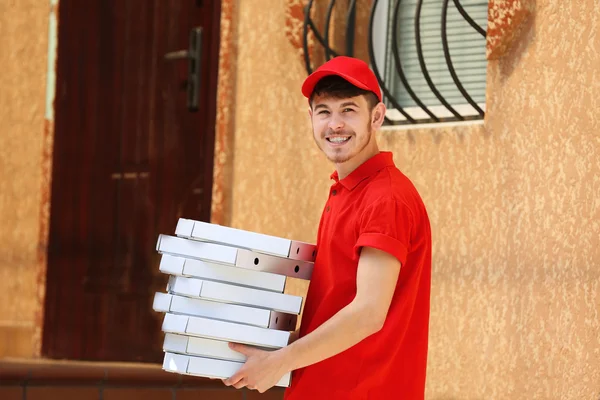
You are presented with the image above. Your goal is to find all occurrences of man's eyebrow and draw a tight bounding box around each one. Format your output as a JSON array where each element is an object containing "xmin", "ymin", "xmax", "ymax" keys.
[
  {"xmin": 313, "ymin": 104, "xmax": 329, "ymax": 110},
  {"xmin": 340, "ymin": 101, "xmax": 360, "ymax": 108}
]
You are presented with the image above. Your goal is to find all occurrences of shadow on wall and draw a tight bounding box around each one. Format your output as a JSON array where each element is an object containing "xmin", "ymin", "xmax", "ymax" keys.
[{"xmin": 498, "ymin": 0, "xmax": 537, "ymax": 81}]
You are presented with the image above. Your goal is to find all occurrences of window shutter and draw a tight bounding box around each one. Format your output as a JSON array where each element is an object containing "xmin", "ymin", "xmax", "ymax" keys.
[{"xmin": 383, "ymin": 0, "xmax": 488, "ymax": 110}]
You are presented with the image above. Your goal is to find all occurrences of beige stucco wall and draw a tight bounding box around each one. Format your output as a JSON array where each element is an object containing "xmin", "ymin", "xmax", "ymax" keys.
[
  {"xmin": 0, "ymin": 0, "xmax": 597, "ymax": 398},
  {"xmin": 226, "ymin": 0, "xmax": 600, "ymax": 399},
  {"xmin": 0, "ymin": 1, "xmax": 50, "ymax": 358}
]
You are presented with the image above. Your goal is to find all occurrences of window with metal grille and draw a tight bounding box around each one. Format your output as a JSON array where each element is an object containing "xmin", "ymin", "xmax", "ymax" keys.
[
  {"xmin": 372, "ymin": 0, "xmax": 489, "ymax": 124},
  {"xmin": 301, "ymin": 0, "xmax": 489, "ymax": 126}
]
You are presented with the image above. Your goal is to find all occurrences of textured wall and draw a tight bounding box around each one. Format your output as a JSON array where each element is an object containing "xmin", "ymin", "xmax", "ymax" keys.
[
  {"xmin": 220, "ymin": 0, "xmax": 600, "ymax": 398},
  {"xmin": 487, "ymin": 0, "xmax": 535, "ymax": 59},
  {"xmin": 0, "ymin": 1, "xmax": 50, "ymax": 358},
  {"xmin": 1, "ymin": 0, "xmax": 598, "ymax": 397},
  {"xmin": 475, "ymin": 2, "xmax": 600, "ymax": 397}
]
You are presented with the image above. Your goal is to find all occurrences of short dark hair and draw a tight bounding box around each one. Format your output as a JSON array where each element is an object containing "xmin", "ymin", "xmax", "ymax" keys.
[{"xmin": 309, "ymin": 75, "xmax": 380, "ymax": 111}]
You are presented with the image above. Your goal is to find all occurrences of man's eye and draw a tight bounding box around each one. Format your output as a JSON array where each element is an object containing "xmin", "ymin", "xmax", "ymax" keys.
[
  {"xmin": 318, "ymin": 110, "xmax": 330, "ymax": 115},
  {"xmin": 343, "ymin": 108, "xmax": 354, "ymax": 112}
]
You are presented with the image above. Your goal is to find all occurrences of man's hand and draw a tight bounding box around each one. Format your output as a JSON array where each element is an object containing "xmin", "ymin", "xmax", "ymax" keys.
[
  {"xmin": 223, "ymin": 246, "xmax": 400, "ymax": 391},
  {"xmin": 276, "ymin": 247, "xmax": 401, "ymax": 372},
  {"xmin": 222, "ymin": 343, "xmax": 290, "ymax": 393}
]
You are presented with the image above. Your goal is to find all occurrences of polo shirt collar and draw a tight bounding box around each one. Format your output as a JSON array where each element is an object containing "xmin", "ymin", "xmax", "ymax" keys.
[{"xmin": 330, "ymin": 151, "xmax": 395, "ymax": 191}]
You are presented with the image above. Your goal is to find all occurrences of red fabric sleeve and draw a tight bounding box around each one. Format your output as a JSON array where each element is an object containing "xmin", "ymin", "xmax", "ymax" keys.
[{"xmin": 354, "ymin": 197, "xmax": 413, "ymax": 265}]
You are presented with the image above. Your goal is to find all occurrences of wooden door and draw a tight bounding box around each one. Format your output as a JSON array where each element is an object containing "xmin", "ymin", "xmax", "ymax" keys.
[{"xmin": 42, "ymin": 0, "xmax": 221, "ymax": 362}]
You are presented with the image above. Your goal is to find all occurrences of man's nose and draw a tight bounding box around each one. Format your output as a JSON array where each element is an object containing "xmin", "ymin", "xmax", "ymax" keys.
[{"xmin": 328, "ymin": 114, "xmax": 344, "ymax": 131}]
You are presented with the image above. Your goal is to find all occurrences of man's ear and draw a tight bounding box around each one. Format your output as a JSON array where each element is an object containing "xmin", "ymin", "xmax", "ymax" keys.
[
  {"xmin": 308, "ymin": 107, "xmax": 313, "ymax": 118},
  {"xmin": 371, "ymin": 102, "xmax": 387, "ymax": 130}
]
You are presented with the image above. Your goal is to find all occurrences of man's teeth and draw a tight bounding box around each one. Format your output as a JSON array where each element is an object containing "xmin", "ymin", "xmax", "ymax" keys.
[{"xmin": 328, "ymin": 137, "xmax": 350, "ymax": 143}]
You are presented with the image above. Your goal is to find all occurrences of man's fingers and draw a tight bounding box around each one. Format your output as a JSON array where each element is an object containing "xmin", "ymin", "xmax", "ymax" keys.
[
  {"xmin": 229, "ymin": 342, "xmax": 256, "ymax": 356},
  {"xmin": 233, "ymin": 377, "xmax": 248, "ymax": 389},
  {"xmin": 223, "ymin": 370, "xmax": 245, "ymax": 387}
]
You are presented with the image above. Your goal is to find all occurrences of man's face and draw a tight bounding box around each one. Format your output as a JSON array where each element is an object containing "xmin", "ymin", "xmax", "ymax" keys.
[{"xmin": 310, "ymin": 94, "xmax": 375, "ymax": 164}]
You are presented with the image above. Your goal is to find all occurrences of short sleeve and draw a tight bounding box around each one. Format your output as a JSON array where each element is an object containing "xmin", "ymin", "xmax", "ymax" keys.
[{"xmin": 354, "ymin": 197, "xmax": 413, "ymax": 265}]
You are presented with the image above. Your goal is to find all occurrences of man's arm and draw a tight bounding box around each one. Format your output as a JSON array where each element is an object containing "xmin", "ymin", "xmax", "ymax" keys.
[
  {"xmin": 223, "ymin": 246, "xmax": 401, "ymax": 392},
  {"xmin": 288, "ymin": 327, "xmax": 301, "ymax": 344},
  {"xmin": 279, "ymin": 246, "xmax": 401, "ymax": 370}
]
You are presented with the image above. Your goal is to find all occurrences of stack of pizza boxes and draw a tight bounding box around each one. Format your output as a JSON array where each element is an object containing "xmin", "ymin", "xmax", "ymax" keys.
[{"xmin": 152, "ymin": 218, "xmax": 315, "ymax": 387}]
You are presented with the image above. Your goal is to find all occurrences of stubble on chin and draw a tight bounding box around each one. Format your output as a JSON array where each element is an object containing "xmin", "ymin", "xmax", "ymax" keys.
[{"xmin": 317, "ymin": 136, "xmax": 353, "ymax": 164}]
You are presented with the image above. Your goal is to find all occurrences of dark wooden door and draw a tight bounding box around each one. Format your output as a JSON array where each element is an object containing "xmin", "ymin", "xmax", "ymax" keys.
[{"xmin": 42, "ymin": 0, "xmax": 221, "ymax": 362}]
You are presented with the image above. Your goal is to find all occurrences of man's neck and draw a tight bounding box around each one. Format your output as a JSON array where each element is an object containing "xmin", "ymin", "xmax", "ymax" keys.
[{"xmin": 335, "ymin": 146, "xmax": 380, "ymax": 180}]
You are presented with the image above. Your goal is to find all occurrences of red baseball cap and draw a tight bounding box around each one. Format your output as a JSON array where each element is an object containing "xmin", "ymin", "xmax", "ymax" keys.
[{"xmin": 301, "ymin": 56, "xmax": 382, "ymax": 102}]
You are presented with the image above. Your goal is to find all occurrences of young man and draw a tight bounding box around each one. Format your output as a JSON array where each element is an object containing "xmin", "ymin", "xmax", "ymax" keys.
[{"xmin": 223, "ymin": 56, "xmax": 432, "ymax": 399}]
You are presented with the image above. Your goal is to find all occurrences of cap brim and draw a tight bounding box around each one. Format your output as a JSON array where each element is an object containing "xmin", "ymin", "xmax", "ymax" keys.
[{"xmin": 301, "ymin": 69, "xmax": 374, "ymax": 100}]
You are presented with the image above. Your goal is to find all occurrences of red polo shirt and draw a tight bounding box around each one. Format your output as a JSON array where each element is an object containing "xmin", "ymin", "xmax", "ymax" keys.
[{"xmin": 284, "ymin": 151, "xmax": 431, "ymax": 400}]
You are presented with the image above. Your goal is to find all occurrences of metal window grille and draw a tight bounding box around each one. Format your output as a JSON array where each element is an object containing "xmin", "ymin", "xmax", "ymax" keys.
[{"xmin": 303, "ymin": 0, "xmax": 489, "ymax": 125}]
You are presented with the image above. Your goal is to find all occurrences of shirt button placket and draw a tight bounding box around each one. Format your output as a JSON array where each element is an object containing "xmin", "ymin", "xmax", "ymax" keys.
[{"xmin": 327, "ymin": 187, "xmax": 339, "ymax": 213}]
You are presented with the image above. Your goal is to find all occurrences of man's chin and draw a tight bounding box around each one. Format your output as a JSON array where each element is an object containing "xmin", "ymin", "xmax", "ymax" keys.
[
  {"xmin": 316, "ymin": 143, "xmax": 356, "ymax": 164},
  {"xmin": 326, "ymin": 153, "xmax": 353, "ymax": 164}
]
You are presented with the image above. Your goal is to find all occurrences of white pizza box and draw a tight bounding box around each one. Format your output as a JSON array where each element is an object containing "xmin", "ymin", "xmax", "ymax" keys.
[
  {"xmin": 159, "ymin": 253, "xmax": 286, "ymax": 293},
  {"xmin": 163, "ymin": 351, "xmax": 291, "ymax": 387},
  {"xmin": 156, "ymin": 234, "xmax": 237, "ymax": 265},
  {"xmin": 162, "ymin": 333, "xmax": 247, "ymax": 362},
  {"xmin": 161, "ymin": 313, "xmax": 290, "ymax": 349},
  {"xmin": 156, "ymin": 234, "xmax": 314, "ymax": 280},
  {"xmin": 167, "ymin": 275, "xmax": 302, "ymax": 315},
  {"xmin": 153, "ymin": 292, "xmax": 297, "ymax": 331},
  {"xmin": 176, "ymin": 218, "xmax": 316, "ymax": 262}
]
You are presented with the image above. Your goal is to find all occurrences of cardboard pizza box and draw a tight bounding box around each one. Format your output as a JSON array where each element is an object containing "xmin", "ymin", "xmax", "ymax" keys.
[
  {"xmin": 159, "ymin": 253, "xmax": 286, "ymax": 293},
  {"xmin": 153, "ymin": 292, "xmax": 297, "ymax": 330},
  {"xmin": 161, "ymin": 313, "xmax": 290, "ymax": 349},
  {"xmin": 167, "ymin": 275, "xmax": 302, "ymax": 315},
  {"xmin": 157, "ymin": 234, "xmax": 314, "ymax": 280},
  {"xmin": 162, "ymin": 351, "xmax": 291, "ymax": 387},
  {"xmin": 175, "ymin": 218, "xmax": 316, "ymax": 262}
]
